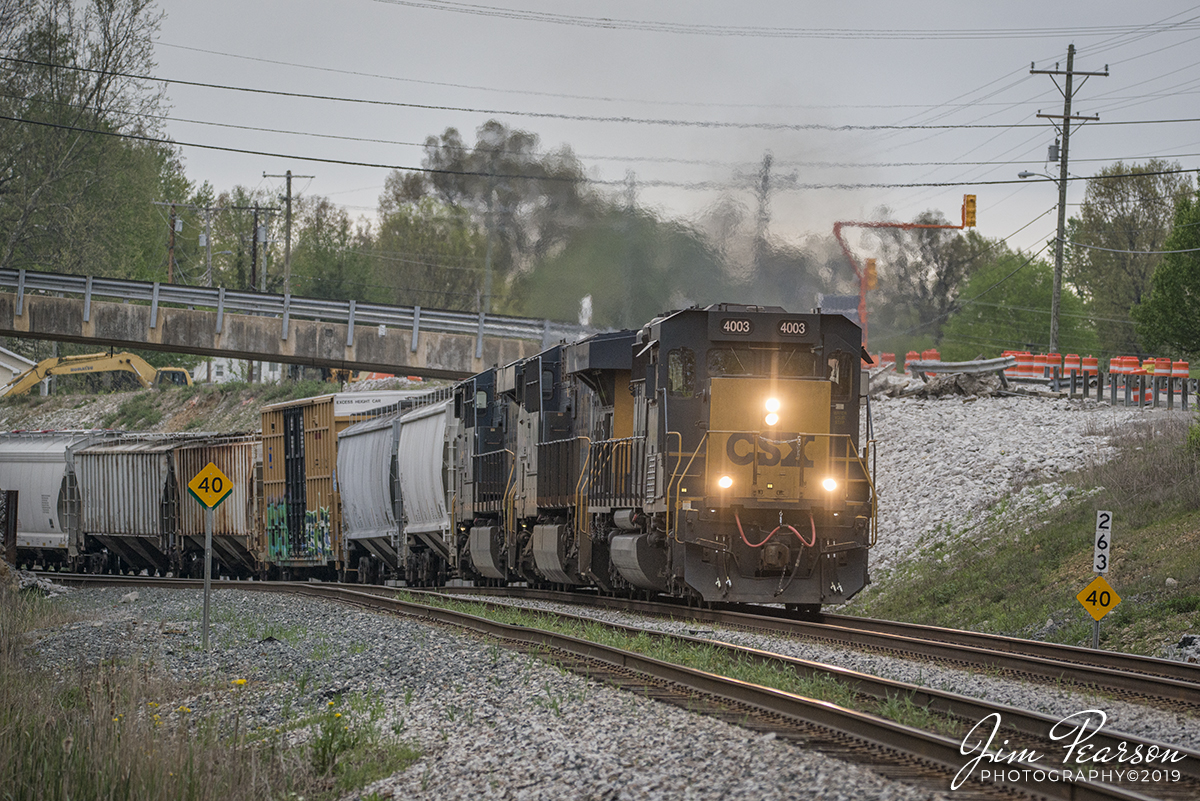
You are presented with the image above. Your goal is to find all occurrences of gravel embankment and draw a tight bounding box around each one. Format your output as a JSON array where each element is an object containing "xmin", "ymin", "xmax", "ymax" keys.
[
  {"xmin": 27, "ymin": 586, "xmax": 950, "ymax": 801},
  {"xmin": 866, "ymin": 394, "xmax": 1184, "ymax": 581}
]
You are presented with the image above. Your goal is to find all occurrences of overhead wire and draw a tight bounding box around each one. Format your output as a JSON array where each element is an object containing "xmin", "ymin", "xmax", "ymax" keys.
[
  {"xmin": 11, "ymin": 55, "xmax": 1200, "ymax": 133},
  {"xmin": 369, "ymin": 1, "xmax": 1200, "ymax": 41}
]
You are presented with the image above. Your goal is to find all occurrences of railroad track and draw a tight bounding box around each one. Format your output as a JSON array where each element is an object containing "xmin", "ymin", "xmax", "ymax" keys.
[
  {"xmin": 428, "ymin": 585, "xmax": 1200, "ymax": 711},
  {"xmin": 34, "ymin": 573, "xmax": 1198, "ymax": 800}
]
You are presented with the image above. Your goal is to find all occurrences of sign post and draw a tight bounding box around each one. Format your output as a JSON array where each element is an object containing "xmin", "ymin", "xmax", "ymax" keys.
[
  {"xmin": 187, "ymin": 462, "xmax": 233, "ymax": 654},
  {"xmin": 1088, "ymin": 510, "xmax": 1113, "ymax": 649}
]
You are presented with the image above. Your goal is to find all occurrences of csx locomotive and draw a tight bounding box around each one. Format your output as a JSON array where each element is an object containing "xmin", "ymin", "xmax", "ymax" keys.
[
  {"xmin": 442, "ymin": 303, "xmax": 876, "ymax": 609},
  {"xmin": 2, "ymin": 303, "xmax": 876, "ymax": 610}
]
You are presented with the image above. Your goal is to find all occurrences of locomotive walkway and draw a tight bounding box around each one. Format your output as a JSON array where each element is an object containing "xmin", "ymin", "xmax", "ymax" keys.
[{"xmin": 0, "ymin": 268, "xmax": 594, "ymax": 379}]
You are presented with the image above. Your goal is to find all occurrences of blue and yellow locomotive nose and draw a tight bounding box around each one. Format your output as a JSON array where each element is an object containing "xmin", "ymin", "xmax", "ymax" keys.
[{"xmin": 706, "ymin": 377, "xmax": 838, "ymax": 504}]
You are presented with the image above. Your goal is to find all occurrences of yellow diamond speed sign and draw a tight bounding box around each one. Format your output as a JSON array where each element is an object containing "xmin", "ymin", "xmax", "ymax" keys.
[
  {"xmin": 187, "ymin": 462, "xmax": 233, "ymax": 509},
  {"xmin": 1077, "ymin": 575, "xmax": 1121, "ymax": 622}
]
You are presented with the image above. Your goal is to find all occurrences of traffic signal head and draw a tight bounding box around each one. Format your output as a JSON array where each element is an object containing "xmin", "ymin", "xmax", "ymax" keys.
[
  {"xmin": 865, "ymin": 258, "xmax": 878, "ymax": 290},
  {"xmin": 963, "ymin": 195, "xmax": 977, "ymax": 227}
]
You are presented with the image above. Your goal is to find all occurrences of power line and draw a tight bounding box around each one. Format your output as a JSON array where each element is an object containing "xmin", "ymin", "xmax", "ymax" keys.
[
  {"xmin": 155, "ymin": 41, "xmax": 1069, "ymax": 113},
  {"xmin": 10, "ymin": 54, "xmax": 1200, "ymax": 133},
  {"xmin": 1060, "ymin": 237, "xmax": 1200, "ymax": 255},
  {"xmin": 26, "ymin": 91, "xmax": 1200, "ymax": 171},
  {"xmin": 370, "ymin": 1, "xmax": 1200, "ymax": 40},
  {"xmin": 5, "ymin": 111, "xmax": 1197, "ymax": 192}
]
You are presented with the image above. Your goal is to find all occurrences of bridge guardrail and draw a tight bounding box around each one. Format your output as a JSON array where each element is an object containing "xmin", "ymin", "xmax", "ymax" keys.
[{"xmin": 0, "ymin": 268, "xmax": 595, "ymax": 355}]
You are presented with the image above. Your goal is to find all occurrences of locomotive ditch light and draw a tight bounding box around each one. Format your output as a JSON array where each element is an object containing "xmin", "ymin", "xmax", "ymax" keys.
[
  {"xmin": 822, "ymin": 477, "xmax": 838, "ymax": 492},
  {"xmin": 718, "ymin": 475, "xmax": 734, "ymax": 489},
  {"xmin": 764, "ymin": 412, "xmax": 779, "ymax": 427}
]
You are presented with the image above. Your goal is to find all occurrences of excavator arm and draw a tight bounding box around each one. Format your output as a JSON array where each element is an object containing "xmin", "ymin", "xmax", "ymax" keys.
[{"xmin": 1, "ymin": 352, "xmax": 181, "ymax": 396}]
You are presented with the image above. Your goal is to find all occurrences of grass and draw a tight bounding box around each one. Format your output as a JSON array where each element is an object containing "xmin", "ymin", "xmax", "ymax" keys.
[
  {"xmin": 848, "ymin": 415, "xmax": 1200, "ymax": 656},
  {"xmin": 101, "ymin": 393, "xmax": 163, "ymax": 429},
  {"xmin": 0, "ymin": 580, "xmax": 420, "ymax": 800}
]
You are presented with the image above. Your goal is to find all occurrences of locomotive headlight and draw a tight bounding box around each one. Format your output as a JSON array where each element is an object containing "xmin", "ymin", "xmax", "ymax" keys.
[
  {"xmin": 765, "ymin": 397, "xmax": 781, "ymax": 413},
  {"xmin": 764, "ymin": 412, "xmax": 779, "ymax": 427},
  {"xmin": 822, "ymin": 477, "xmax": 838, "ymax": 492},
  {"xmin": 718, "ymin": 475, "xmax": 734, "ymax": 489}
]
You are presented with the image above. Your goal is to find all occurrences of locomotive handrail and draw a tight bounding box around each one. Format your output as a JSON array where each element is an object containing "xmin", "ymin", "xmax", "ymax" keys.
[
  {"xmin": 573, "ymin": 437, "xmax": 593, "ymax": 543},
  {"xmin": 666, "ymin": 430, "xmax": 706, "ymax": 543},
  {"xmin": 703, "ymin": 429, "xmax": 878, "ymax": 548}
]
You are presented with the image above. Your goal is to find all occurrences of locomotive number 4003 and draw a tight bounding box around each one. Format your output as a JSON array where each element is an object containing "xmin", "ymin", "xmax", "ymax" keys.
[{"xmin": 721, "ymin": 318, "xmax": 754, "ymax": 334}]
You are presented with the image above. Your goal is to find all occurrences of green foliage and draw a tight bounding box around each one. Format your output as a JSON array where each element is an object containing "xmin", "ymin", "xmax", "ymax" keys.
[
  {"xmin": 102, "ymin": 393, "xmax": 163, "ymax": 429},
  {"xmin": 372, "ymin": 197, "xmax": 488, "ymax": 311},
  {"xmin": 938, "ymin": 252, "xmax": 1097, "ymax": 360},
  {"xmin": 867, "ymin": 214, "xmax": 990, "ymax": 344},
  {"xmin": 290, "ymin": 197, "xmax": 375, "ymax": 302},
  {"xmin": 309, "ymin": 698, "xmax": 364, "ymax": 776},
  {"xmin": 411, "ymin": 120, "xmax": 599, "ymax": 285},
  {"xmin": 0, "ymin": 1, "xmax": 176, "ymax": 279},
  {"xmin": 1066, "ymin": 161, "xmax": 1193, "ymax": 355},
  {"xmin": 1131, "ymin": 191, "xmax": 1200, "ymax": 357},
  {"xmin": 512, "ymin": 207, "xmax": 729, "ymax": 329}
]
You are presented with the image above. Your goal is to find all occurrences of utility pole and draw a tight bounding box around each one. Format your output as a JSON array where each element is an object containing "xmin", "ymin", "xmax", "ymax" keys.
[
  {"xmin": 623, "ymin": 171, "xmax": 637, "ymax": 330},
  {"xmin": 481, "ymin": 184, "xmax": 496, "ymax": 316},
  {"xmin": 167, "ymin": 204, "xmax": 177, "ymax": 284},
  {"xmin": 263, "ymin": 169, "xmax": 314, "ymax": 295},
  {"xmin": 1032, "ymin": 44, "xmax": 1107, "ymax": 353},
  {"xmin": 250, "ymin": 205, "xmax": 259, "ymax": 293},
  {"xmin": 733, "ymin": 151, "xmax": 796, "ymax": 276},
  {"xmin": 754, "ymin": 153, "xmax": 772, "ymax": 274}
]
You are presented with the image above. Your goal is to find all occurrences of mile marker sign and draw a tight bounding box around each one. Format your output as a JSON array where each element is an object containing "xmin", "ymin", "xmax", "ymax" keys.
[{"xmin": 188, "ymin": 462, "xmax": 233, "ymax": 509}]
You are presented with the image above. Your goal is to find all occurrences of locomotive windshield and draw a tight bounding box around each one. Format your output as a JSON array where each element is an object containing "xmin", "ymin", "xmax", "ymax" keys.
[{"xmin": 706, "ymin": 346, "xmax": 819, "ymax": 378}]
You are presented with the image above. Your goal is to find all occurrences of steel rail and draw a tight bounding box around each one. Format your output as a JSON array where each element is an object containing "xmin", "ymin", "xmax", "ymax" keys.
[
  {"xmin": 0, "ymin": 267, "xmax": 594, "ymax": 346},
  {"xmin": 402, "ymin": 588, "xmax": 1200, "ymax": 791},
  {"xmin": 427, "ymin": 586, "xmax": 1200, "ymax": 704},
  {"xmin": 31, "ymin": 574, "xmax": 1179, "ymax": 800}
]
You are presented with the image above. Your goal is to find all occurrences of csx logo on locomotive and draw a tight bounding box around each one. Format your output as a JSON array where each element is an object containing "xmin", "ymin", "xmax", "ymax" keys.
[{"xmin": 725, "ymin": 433, "xmax": 816, "ymax": 470}]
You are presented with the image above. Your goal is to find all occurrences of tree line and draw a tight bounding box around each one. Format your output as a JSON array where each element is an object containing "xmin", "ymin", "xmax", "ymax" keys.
[{"xmin": 2, "ymin": 0, "xmax": 1198, "ymax": 369}]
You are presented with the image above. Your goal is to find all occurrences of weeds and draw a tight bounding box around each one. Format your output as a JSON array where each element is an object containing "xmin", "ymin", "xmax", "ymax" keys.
[
  {"xmin": 101, "ymin": 393, "xmax": 163, "ymax": 429},
  {"xmin": 0, "ymin": 582, "xmax": 420, "ymax": 800}
]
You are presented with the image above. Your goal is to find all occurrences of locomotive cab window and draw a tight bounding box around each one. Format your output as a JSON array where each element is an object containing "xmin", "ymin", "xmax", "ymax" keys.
[
  {"xmin": 708, "ymin": 346, "xmax": 817, "ymax": 378},
  {"xmin": 667, "ymin": 347, "xmax": 695, "ymax": 397},
  {"xmin": 828, "ymin": 351, "xmax": 855, "ymax": 399}
]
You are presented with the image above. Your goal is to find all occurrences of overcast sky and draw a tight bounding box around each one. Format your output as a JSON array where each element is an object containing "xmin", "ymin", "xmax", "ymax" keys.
[{"xmin": 154, "ymin": 1, "xmax": 1200, "ymax": 268}]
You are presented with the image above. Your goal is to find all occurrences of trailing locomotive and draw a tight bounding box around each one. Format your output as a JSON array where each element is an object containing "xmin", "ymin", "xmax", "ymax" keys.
[{"xmin": 448, "ymin": 304, "xmax": 876, "ymax": 609}]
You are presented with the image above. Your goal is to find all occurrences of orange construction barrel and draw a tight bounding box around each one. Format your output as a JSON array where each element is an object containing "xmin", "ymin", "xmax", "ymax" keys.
[{"xmin": 905, "ymin": 350, "xmax": 920, "ymax": 374}]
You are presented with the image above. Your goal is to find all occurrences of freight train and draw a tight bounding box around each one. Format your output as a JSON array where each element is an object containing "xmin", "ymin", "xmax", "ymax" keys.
[{"xmin": 0, "ymin": 304, "xmax": 877, "ymax": 610}]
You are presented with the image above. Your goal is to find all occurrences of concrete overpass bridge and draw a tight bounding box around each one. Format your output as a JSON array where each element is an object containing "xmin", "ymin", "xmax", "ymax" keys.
[{"xmin": 0, "ymin": 269, "xmax": 594, "ymax": 380}]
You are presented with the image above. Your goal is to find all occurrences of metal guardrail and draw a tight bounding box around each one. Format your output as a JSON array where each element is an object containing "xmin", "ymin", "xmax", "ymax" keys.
[
  {"xmin": 0, "ymin": 268, "xmax": 597, "ymax": 355},
  {"xmin": 906, "ymin": 356, "xmax": 1016, "ymax": 377}
]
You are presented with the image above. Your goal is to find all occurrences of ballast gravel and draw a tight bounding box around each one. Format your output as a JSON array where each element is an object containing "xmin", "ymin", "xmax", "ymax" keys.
[
  {"xmin": 865, "ymin": 394, "xmax": 1185, "ymax": 581},
  {"xmin": 466, "ymin": 594, "xmax": 1200, "ymax": 754},
  {"xmin": 26, "ymin": 586, "xmax": 949, "ymax": 801}
]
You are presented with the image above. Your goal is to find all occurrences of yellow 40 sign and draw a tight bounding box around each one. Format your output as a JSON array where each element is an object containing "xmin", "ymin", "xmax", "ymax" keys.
[
  {"xmin": 1077, "ymin": 575, "xmax": 1122, "ymax": 622},
  {"xmin": 187, "ymin": 462, "xmax": 233, "ymax": 509}
]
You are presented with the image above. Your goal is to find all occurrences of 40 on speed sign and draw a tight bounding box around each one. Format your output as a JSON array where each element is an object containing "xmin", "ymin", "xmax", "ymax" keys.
[
  {"xmin": 1077, "ymin": 575, "xmax": 1122, "ymax": 622},
  {"xmin": 187, "ymin": 462, "xmax": 233, "ymax": 509}
]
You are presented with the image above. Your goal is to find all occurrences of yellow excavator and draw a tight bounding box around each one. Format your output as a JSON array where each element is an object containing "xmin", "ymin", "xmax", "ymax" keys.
[{"xmin": 1, "ymin": 351, "xmax": 193, "ymax": 396}]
